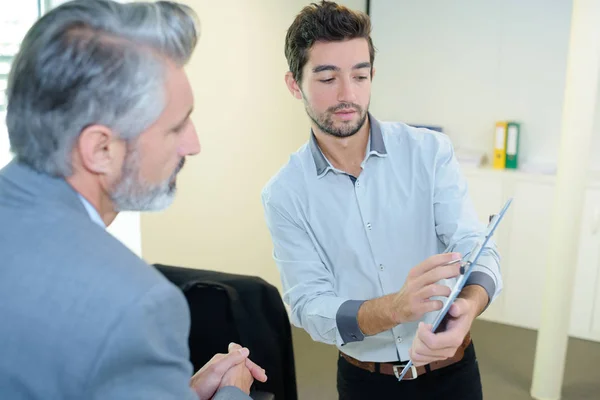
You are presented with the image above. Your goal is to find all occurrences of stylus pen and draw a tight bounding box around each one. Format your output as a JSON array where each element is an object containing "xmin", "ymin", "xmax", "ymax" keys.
[{"xmin": 441, "ymin": 253, "xmax": 469, "ymax": 274}]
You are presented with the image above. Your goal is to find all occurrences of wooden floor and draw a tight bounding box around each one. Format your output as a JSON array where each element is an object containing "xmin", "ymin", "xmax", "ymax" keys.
[{"xmin": 291, "ymin": 320, "xmax": 600, "ymax": 399}]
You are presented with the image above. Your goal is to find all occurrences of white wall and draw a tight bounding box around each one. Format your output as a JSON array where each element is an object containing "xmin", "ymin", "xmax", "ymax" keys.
[
  {"xmin": 339, "ymin": 0, "xmax": 367, "ymax": 12},
  {"xmin": 592, "ymin": 76, "xmax": 600, "ymax": 170},
  {"xmin": 369, "ymin": 0, "xmax": 580, "ymax": 170}
]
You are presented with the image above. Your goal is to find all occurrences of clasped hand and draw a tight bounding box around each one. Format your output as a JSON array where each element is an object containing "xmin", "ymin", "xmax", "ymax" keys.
[{"xmin": 190, "ymin": 342, "xmax": 268, "ymax": 399}]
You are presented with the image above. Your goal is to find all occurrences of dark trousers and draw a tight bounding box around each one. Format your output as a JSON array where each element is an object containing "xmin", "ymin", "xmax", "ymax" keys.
[{"xmin": 337, "ymin": 342, "xmax": 483, "ymax": 400}]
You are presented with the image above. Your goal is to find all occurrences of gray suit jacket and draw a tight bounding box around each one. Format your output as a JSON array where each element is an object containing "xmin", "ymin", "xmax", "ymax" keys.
[{"xmin": 0, "ymin": 161, "xmax": 249, "ymax": 400}]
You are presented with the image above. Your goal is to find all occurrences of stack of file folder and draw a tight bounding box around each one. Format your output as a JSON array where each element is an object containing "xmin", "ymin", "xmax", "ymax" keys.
[{"xmin": 493, "ymin": 121, "xmax": 520, "ymax": 169}]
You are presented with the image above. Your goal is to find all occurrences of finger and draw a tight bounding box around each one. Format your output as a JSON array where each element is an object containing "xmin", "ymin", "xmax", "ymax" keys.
[
  {"xmin": 211, "ymin": 353, "xmax": 227, "ymax": 363},
  {"xmin": 190, "ymin": 352, "xmax": 228, "ymax": 390},
  {"xmin": 418, "ymin": 263, "xmax": 462, "ymax": 287},
  {"xmin": 411, "ymin": 351, "xmax": 448, "ymax": 366},
  {"xmin": 227, "ymin": 342, "xmax": 267, "ymax": 382},
  {"xmin": 410, "ymin": 339, "xmax": 449, "ymax": 366},
  {"xmin": 415, "ymin": 299, "xmax": 444, "ymax": 315},
  {"xmin": 416, "ymin": 323, "xmax": 438, "ymax": 349},
  {"xmin": 414, "ymin": 340, "xmax": 460, "ymax": 361},
  {"xmin": 417, "ymin": 283, "xmax": 452, "ymax": 300},
  {"xmin": 196, "ymin": 353, "xmax": 227, "ymax": 374},
  {"xmin": 245, "ymin": 358, "xmax": 268, "ymax": 382},
  {"xmin": 422, "ymin": 325, "xmax": 466, "ymax": 351},
  {"xmin": 209, "ymin": 353, "xmax": 227, "ymax": 362},
  {"xmin": 409, "ymin": 346, "xmax": 433, "ymax": 366},
  {"xmin": 412, "ymin": 253, "xmax": 462, "ymax": 276},
  {"xmin": 228, "ymin": 343, "xmax": 267, "ymax": 382},
  {"xmin": 228, "ymin": 342, "xmax": 242, "ymax": 352},
  {"xmin": 448, "ymin": 298, "xmax": 470, "ymax": 318},
  {"xmin": 210, "ymin": 347, "xmax": 250, "ymax": 377},
  {"xmin": 417, "ymin": 323, "xmax": 458, "ymax": 353}
]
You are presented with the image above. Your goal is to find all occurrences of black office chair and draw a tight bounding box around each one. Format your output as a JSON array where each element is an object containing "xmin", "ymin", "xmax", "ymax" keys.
[{"xmin": 155, "ymin": 264, "xmax": 298, "ymax": 400}]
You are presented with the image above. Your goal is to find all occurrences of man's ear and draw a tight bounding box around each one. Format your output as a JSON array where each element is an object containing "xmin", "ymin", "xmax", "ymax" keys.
[
  {"xmin": 75, "ymin": 125, "xmax": 118, "ymax": 174},
  {"xmin": 371, "ymin": 66, "xmax": 376, "ymax": 81},
  {"xmin": 285, "ymin": 72, "xmax": 303, "ymax": 100}
]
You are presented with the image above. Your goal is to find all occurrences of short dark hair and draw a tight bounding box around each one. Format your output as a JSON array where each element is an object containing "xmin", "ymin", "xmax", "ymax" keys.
[{"xmin": 284, "ymin": 1, "xmax": 375, "ymax": 84}]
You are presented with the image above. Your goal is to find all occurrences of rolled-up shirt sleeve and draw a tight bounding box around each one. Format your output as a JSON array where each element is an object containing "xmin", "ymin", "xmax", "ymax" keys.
[
  {"xmin": 262, "ymin": 189, "xmax": 365, "ymax": 345},
  {"xmin": 432, "ymin": 135, "xmax": 503, "ymax": 305},
  {"xmin": 336, "ymin": 300, "xmax": 366, "ymax": 344}
]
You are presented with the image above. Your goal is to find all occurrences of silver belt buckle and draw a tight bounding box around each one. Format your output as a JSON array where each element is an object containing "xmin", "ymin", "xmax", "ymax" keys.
[{"xmin": 393, "ymin": 364, "xmax": 418, "ymax": 381}]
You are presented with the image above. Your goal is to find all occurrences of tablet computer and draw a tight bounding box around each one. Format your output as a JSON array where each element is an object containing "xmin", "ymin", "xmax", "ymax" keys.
[{"xmin": 395, "ymin": 197, "xmax": 513, "ymax": 380}]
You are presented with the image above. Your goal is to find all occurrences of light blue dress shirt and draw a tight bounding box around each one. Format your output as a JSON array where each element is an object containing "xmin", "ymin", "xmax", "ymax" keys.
[
  {"xmin": 262, "ymin": 114, "xmax": 501, "ymax": 362},
  {"xmin": 78, "ymin": 194, "xmax": 106, "ymax": 228}
]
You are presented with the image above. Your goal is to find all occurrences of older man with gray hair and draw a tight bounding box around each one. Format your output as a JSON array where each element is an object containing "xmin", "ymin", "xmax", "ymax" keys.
[{"xmin": 0, "ymin": 1, "xmax": 265, "ymax": 399}]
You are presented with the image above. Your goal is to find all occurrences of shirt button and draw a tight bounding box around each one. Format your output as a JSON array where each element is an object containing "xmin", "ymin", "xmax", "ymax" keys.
[
  {"xmin": 397, "ymin": 336, "xmax": 403, "ymax": 343},
  {"xmin": 379, "ymin": 264, "xmax": 384, "ymax": 271},
  {"xmin": 356, "ymin": 180, "xmax": 360, "ymax": 187},
  {"xmin": 366, "ymin": 222, "xmax": 372, "ymax": 230}
]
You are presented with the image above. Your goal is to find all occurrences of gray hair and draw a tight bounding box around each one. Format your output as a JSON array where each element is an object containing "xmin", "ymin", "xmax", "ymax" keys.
[{"xmin": 5, "ymin": 0, "xmax": 199, "ymax": 176}]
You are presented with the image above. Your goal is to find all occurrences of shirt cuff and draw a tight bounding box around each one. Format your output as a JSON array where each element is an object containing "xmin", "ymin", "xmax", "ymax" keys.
[
  {"xmin": 465, "ymin": 270, "xmax": 496, "ymax": 308},
  {"xmin": 336, "ymin": 300, "xmax": 366, "ymax": 345}
]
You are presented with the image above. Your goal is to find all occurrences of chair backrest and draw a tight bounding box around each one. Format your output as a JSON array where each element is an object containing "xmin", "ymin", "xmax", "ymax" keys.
[{"xmin": 155, "ymin": 264, "xmax": 298, "ymax": 400}]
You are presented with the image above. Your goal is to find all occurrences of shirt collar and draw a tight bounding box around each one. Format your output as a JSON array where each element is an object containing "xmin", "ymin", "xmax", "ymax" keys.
[
  {"xmin": 309, "ymin": 112, "xmax": 387, "ymax": 177},
  {"xmin": 78, "ymin": 194, "xmax": 106, "ymax": 228}
]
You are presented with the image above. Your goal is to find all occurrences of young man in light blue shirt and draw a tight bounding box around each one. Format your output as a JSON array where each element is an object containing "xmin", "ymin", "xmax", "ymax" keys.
[{"xmin": 262, "ymin": 1, "xmax": 501, "ymax": 399}]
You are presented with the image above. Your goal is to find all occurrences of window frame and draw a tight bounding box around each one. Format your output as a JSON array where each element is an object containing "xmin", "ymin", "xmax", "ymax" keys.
[{"xmin": 1, "ymin": 0, "xmax": 47, "ymax": 167}]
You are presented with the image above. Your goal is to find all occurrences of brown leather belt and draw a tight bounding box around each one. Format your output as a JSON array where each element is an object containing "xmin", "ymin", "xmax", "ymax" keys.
[{"xmin": 339, "ymin": 332, "xmax": 471, "ymax": 381}]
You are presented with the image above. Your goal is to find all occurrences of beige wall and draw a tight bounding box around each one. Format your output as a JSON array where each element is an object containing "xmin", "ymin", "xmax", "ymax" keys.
[{"xmin": 141, "ymin": 0, "xmax": 367, "ymax": 291}]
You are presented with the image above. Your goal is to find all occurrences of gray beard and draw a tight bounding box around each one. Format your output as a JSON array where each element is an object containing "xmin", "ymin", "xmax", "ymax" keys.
[{"xmin": 110, "ymin": 147, "xmax": 183, "ymax": 212}]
